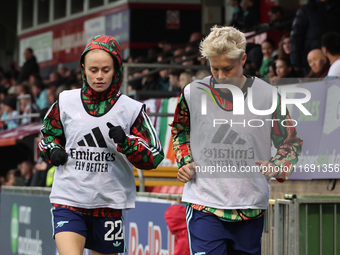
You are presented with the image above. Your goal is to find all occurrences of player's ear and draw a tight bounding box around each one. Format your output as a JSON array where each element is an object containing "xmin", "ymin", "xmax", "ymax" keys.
[
  {"xmin": 82, "ymin": 64, "xmax": 86, "ymax": 77},
  {"xmin": 241, "ymin": 53, "xmax": 247, "ymax": 66}
]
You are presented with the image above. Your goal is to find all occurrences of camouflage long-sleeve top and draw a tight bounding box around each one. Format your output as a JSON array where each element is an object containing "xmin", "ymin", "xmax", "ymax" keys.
[
  {"xmin": 40, "ymin": 97, "xmax": 164, "ymax": 170},
  {"xmin": 171, "ymin": 76, "xmax": 303, "ymax": 221}
]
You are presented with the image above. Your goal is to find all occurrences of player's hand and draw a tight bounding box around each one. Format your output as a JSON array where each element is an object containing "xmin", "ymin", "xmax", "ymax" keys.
[
  {"xmin": 256, "ymin": 160, "xmax": 279, "ymax": 178},
  {"xmin": 107, "ymin": 123, "xmax": 126, "ymax": 144},
  {"xmin": 177, "ymin": 163, "xmax": 195, "ymax": 183},
  {"xmin": 50, "ymin": 148, "xmax": 68, "ymax": 166}
]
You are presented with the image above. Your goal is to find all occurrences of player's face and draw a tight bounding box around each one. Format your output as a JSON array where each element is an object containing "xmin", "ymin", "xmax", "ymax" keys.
[
  {"xmin": 83, "ymin": 50, "xmax": 115, "ymax": 93},
  {"xmin": 209, "ymin": 53, "xmax": 246, "ymax": 84}
]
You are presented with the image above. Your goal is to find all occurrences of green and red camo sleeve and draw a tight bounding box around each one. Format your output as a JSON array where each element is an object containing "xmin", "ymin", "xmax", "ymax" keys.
[
  {"xmin": 117, "ymin": 108, "xmax": 164, "ymax": 170},
  {"xmin": 39, "ymin": 102, "xmax": 164, "ymax": 169},
  {"xmin": 170, "ymin": 94, "xmax": 192, "ymax": 168},
  {"xmin": 39, "ymin": 101, "xmax": 66, "ymax": 164},
  {"xmin": 270, "ymin": 94, "xmax": 303, "ymax": 182}
]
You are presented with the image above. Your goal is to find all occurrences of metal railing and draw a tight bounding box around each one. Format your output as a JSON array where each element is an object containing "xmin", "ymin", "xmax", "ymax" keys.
[
  {"xmin": 273, "ymin": 197, "xmax": 340, "ymax": 255},
  {"xmin": 0, "ymin": 94, "xmax": 41, "ymax": 131}
]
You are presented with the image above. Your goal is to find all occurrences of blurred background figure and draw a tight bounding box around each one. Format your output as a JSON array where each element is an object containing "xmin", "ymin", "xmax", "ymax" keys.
[
  {"xmin": 189, "ymin": 32, "xmax": 204, "ymax": 47},
  {"xmin": 1, "ymin": 169, "xmax": 25, "ymax": 186},
  {"xmin": 321, "ymin": 31, "xmax": 340, "ymax": 78},
  {"xmin": 18, "ymin": 160, "xmax": 34, "ymax": 186},
  {"xmin": 17, "ymin": 82, "xmax": 40, "ymax": 125},
  {"xmin": 165, "ymin": 205, "xmax": 190, "ymax": 255},
  {"xmin": 17, "ymin": 48, "xmax": 40, "ymax": 84},
  {"xmin": 168, "ymin": 69, "xmax": 183, "ymax": 94},
  {"xmin": 273, "ymin": 57, "xmax": 298, "ymax": 85},
  {"xmin": 239, "ymin": 0, "xmax": 260, "ymax": 32},
  {"xmin": 229, "ymin": 0, "xmax": 243, "ymax": 30},
  {"xmin": 194, "ymin": 69, "xmax": 211, "ymax": 80},
  {"xmin": 0, "ymin": 95, "xmax": 18, "ymax": 130},
  {"xmin": 305, "ymin": 48, "xmax": 330, "ymax": 80},
  {"xmin": 256, "ymin": 5, "xmax": 293, "ymax": 37},
  {"xmin": 244, "ymin": 43, "xmax": 262, "ymax": 76},
  {"xmin": 178, "ymin": 71, "xmax": 193, "ymax": 90},
  {"xmin": 277, "ymin": 34, "xmax": 291, "ymax": 59},
  {"xmin": 259, "ymin": 38, "xmax": 277, "ymax": 78},
  {"xmin": 290, "ymin": 0, "xmax": 340, "ymax": 76}
]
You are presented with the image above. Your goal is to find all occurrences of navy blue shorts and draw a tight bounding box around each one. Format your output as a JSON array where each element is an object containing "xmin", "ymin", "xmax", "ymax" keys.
[
  {"xmin": 186, "ymin": 206, "xmax": 264, "ymax": 255},
  {"xmin": 51, "ymin": 206, "xmax": 126, "ymax": 254}
]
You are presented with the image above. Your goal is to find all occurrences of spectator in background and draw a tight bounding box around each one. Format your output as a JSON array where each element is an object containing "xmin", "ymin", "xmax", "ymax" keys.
[
  {"xmin": 140, "ymin": 66, "xmax": 159, "ymax": 91},
  {"xmin": 229, "ymin": 0, "xmax": 243, "ymax": 30},
  {"xmin": 321, "ymin": 31, "xmax": 340, "ymax": 78},
  {"xmin": 184, "ymin": 42, "xmax": 199, "ymax": 55},
  {"xmin": 28, "ymin": 73, "xmax": 42, "ymax": 86},
  {"xmin": 5, "ymin": 169, "xmax": 19, "ymax": 186},
  {"xmin": 168, "ymin": 69, "xmax": 183, "ymax": 93},
  {"xmin": 179, "ymin": 71, "xmax": 193, "ymax": 90},
  {"xmin": 256, "ymin": 5, "xmax": 293, "ymax": 35},
  {"xmin": 128, "ymin": 67, "xmax": 143, "ymax": 92},
  {"xmin": 147, "ymin": 46, "xmax": 163, "ymax": 62},
  {"xmin": 57, "ymin": 63, "xmax": 75, "ymax": 86},
  {"xmin": 158, "ymin": 68, "xmax": 170, "ymax": 91},
  {"xmin": 17, "ymin": 48, "xmax": 40, "ymax": 84},
  {"xmin": 157, "ymin": 52, "xmax": 171, "ymax": 91},
  {"xmin": 290, "ymin": 0, "xmax": 340, "ymax": 76},
  {"xmin": 46, "ymin": 85, "xmax": 58, "ymax": 106},
  {"xmin": 0, "ymin": 95, "xmax": 18, "ymax": 130},
  {"xmin": 182, "ymin": 50, "xmax": 200, "ymax": 70},
  {"xmin": 2, "ymin": 169, "xmax": 25, "ymax": 186},
  {"xmin": 268, "ymin": 6, "xmax": 284, "ymax": 24},
  {"xmin": 18, "ymin": 160, "xmax": 34, "ymax": 186},
  {"xmin": 39, "ymin": 85, "xmax": 58, "ymax": 121},
  {"xmin": 0, "ymin": 86, "xmax": 8, "ymax": 101},
  {"xmin": 244, "ymin": 43, "xmax": 262, "ymax": 76},
  {"xmin": 194, "ymin": 69, "xmax": 211, "ymax": 80},
  {"xmin": 0, "ymin": 67, "xmax": 4, "ymax": 84},
  {"xmin": 305, "ymin": 49, "xmax": 330, "ymax": 80},
  {"xmin": 274, "ymin": 57, "xmax": 298, "ymax": 85},
  {"xmin": 259, "ymin": 39, "xmax": 277, "ymax": 78},
  {"xmin": 240, "ymin": 0, "xmax": 260, "ymax": 32},
  {"xmin": 32, "ymin": 79, "xmax": 49, "ymax": 110},
  {"xmin": 8, "ymin": 61, "xmax": 20, "ymax": 82},
  {"xmin": 45, "ymin": 71, "xmax": 62, "ymax": 87},
  {"xmin": 172, "ymin": 47, "xmax": 185, "ymax": 63},
  {"xmin": 278, "ymin": 34, "xmax": 290, "ymax": 59},
  {"xmin": 158, "ymin": 40, "xmax": 173, "ymax": 55},
  {"xmin": 164, "ymin": 205, "xmax": 190, "ymax": 255},
  {"xmin": 17, "ymin": 82, "xmax": 40, "ymax": 125},
  {"xmin": 267, "ymin": 59, "xmax": 277, "ymax": 85},
  {"xmin": 75, "ymin": 66, "xmax": 83, "ymax": 84},
  {"xmin": 189, "ymin": 32, "xmax": 204, "ymax": 46}
]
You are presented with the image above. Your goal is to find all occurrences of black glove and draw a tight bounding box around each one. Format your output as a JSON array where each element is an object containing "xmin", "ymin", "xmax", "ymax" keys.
[
  {"xmin": 107, "ymin": 123, "xmax": 126, "ymax": 144},
  {"xmin": 50, "ymin": 148, "xmax": 68, "ymax": 166}
]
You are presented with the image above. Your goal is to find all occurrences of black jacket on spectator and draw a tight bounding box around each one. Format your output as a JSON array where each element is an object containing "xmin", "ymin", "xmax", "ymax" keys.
[
  {"xmin": 290, "ymin": 0, "xmax": 340, "ymax": 75},
  {"xmin": 241, "ymin": 5, "xmax": 260, "ymax": 32},
  {"xmin": 17, "ymin": 56, "xmax": 40, "ymax": 83}
]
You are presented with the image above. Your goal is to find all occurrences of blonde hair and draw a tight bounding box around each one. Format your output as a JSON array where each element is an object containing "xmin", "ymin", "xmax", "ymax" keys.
[{"xmin": 200, "ymin": 25, "xmax": 246, "ymax": 60}]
